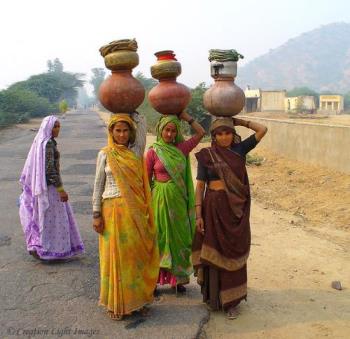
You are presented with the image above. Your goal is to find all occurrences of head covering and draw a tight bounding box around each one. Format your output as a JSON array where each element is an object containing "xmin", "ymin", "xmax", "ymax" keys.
[
  {"xmin": 155, "ymin": 115, "xmax": 184, "ymax": 144},
  {"xmin": 107, "ymin": 114, "xmax": 136, "ymax": 146},
  {"xmin": 20, "ymin": 115, "xmax": 58, "ymax": 196},
  {"xmin": 19, "ymin": 115, "xmax": 58, "ymax": 237},
  {"xmin": 103, "ymin": 114, "xmax": 157, "ymax": 251},
  {"xmin": 210, "ymin": 117, "xmax": 241, "ymax": 144}
]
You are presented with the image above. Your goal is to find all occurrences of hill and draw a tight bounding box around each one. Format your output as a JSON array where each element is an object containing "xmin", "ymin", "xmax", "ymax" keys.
[{"xmin": 237, "ymin": 22, "xmax": 350, "ymax": 93}]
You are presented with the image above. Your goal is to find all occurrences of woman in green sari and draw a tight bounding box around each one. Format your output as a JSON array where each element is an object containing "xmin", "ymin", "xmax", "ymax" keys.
[{"xmin": 146, "ymin": 112, "xmax": 205, "ymax": 293}]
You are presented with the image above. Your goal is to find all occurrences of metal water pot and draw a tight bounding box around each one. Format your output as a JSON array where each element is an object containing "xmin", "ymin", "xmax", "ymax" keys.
[{"xmin": 210, "ymin": 61, "xmax": 237, "ymax": 79}]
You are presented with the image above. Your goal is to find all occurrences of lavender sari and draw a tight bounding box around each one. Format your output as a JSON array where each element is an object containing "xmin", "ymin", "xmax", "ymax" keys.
[{"xmin": 19, "ymin": 116, "xmax": 84, "ymax": 259}]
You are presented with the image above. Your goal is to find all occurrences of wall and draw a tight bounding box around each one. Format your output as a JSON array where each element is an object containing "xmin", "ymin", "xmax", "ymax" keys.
[
  {"xmin": 261, "ymin": 91, "xmax": 286, "ymax": 111},
  {"xmin": 285, "ymin": 96, "xmax": 316, "ymax": 111},
  {"xmin": 237, "ymin": 116, "xmax": 350, "ymax": 173}
]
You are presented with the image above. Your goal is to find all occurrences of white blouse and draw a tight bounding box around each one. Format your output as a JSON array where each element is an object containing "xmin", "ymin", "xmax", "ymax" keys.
[{"xmin": 92, "ymin": 113, "xmax": 146, "ymax": 212}]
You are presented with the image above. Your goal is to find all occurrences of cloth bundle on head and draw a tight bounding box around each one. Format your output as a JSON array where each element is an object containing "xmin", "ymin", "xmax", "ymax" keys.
[
  {"xmin": 210, "ymin": 117, "xmax": 241, "ymax": 144},
  {"xmin": 19, "ymin": 115, "xmax": 58, "ymax": 236},
  {"xmin": 107, "ymin": 114, "xmax": 136, "ymax": 147}
]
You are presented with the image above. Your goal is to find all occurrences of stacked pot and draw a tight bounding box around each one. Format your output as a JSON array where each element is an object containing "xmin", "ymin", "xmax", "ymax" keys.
[
  {"xmin": 148, "ymin": 51, "xmax": 191, "ymax": 115},
  {"xmin": 98, "ymin": 39, "xmax": 145, "ymax": 114},
  {"xmin": 203, "ymin": 49, "xmax": 245, "ymax": 117}
]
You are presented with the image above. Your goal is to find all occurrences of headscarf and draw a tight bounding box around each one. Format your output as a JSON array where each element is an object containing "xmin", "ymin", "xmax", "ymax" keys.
[
  {"xmin": 19, "ymin": 115, "xmax": 58, "ymax": 235},
  {"xmin": 107, "ymin": 114, "xmax": 136, "ymax": 146},
  {"xmin": 152, "ymin": 115, "xmax": 195, "ymax": 235},
  {"xmin": 103, "ymin": 114, "xmax": 156, "ymax": 251},
  {"xmin": 210, "ymin": 117, "xmax": 241, "ymax": 144}
]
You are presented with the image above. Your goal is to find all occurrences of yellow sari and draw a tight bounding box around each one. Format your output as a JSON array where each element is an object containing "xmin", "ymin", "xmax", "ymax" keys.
[{"xmin": 99, "ymin": 115, "xmax": 159, "ymax": 317}]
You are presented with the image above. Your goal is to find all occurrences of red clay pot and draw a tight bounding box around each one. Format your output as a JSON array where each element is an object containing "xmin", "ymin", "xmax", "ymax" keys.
[
  {"xmin": 148, "ymin": 79, "xmax": 191, "ymax": 115},
  {"xmin": 99, "ymin": 71, "xmax": 145, "ymax": 113},
  {"xmin": 203, "ymin": 79, "xmax": 245, "ymax": 116}
]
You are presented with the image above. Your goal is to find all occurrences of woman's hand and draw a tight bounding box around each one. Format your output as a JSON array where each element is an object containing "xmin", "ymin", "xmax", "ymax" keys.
[
  {"xmin": 179, "ymin": 111, "xmax": 206, "ymax": 139},
  {"xmin": 93, "ymin": 217, "xmax": 104, "ymax": 234},
  {"xmin": 233, "ymin": 117, "xmax": 268, "ymax": 142},
  {"xmin": 59, "ymin": 191, "xmax": 68, "ymax": 202},
  {"xmin": 196, "ymin": 217, "xmax": 205, "ymax": 235}
]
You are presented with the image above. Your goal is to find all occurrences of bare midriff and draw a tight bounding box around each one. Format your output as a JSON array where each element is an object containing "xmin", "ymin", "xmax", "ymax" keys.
[{"xmin": 208, "ymin": 179, "xmax": 225, "ymax": 191}]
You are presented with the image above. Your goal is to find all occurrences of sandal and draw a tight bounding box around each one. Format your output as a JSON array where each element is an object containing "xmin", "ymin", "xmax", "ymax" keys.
[{"xmin": 108, "ymin": 311, "xmax": 123, "ymax": 321}]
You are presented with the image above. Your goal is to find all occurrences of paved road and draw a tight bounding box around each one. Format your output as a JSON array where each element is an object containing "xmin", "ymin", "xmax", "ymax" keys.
[{"xmin": 0, "ymin": 110, "xmax": 208, "ymax": 339}]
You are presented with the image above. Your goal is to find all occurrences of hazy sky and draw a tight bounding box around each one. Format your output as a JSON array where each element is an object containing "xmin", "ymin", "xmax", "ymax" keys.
[{"xmin": 1, "ymin": 0, "xmax": 350, "ymax": 92}]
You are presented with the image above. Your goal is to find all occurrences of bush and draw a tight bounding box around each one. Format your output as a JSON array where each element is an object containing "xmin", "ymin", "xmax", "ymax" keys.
[
  {"xmin": 59, "ymin": 99, "xmax": 68, "ymax": 113},
  {"xmin": 0, "ymin": 88, "xmax": 52, "ymax": 117},
  {"xmin": 246, "ymin": 153, "xmax": 264, "ymax": 166}
]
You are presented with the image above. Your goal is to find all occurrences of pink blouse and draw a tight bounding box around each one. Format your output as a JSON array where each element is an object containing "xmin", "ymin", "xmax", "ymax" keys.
[{"xmin": 146, "ymin": 136, "xmax": 200, "ymax": 182}]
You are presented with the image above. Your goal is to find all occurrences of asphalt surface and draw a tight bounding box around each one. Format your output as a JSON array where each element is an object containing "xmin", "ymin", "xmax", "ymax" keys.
[{"xmin": 0, "ymin": 110, "xmax": 208, "ymax": 339}]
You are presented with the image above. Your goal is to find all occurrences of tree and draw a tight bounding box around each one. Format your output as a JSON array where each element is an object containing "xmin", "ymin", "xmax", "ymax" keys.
[
  {"xmin": 47, "ymin": 58, "xmax": 64, "ymax": 73},
  {"xmin": 135, "ymin": 72, "xmax": 157, "ymax": 91},
  {"xmin": 287, "ymin": 86, "xmax": 319, "ymax": 107},
  {"xmin": 295, "ymin": 96, "xmax": 305, "ymax": 113},
  {"xmin": 77, "ymin": 87, "xmax": 94, "ymax": 108},
  {"xmin": 90, "ymin": 68, "xmax": 106, "ymax": 99},
  {"xmin": 186, "ymin": 82, "xmax": 211, "ymax": 132},
  {"xmin": 344, "ymin": 91, "xmax": 350, "ymax": 110},
  {"xmin": 9, "ymin": 71, "xmax": 84, "ymax": 106}
]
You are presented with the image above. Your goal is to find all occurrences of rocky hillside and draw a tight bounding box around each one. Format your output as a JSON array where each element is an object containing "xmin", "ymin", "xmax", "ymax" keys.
[{"xmin": 237, "ymin": 22, "xmax": 350, "ymax": 93}]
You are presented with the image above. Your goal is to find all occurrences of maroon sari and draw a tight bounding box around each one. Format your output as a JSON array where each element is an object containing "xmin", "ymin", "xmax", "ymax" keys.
[{"xmin": 192, "ymin": 144, "xmax": 251, "ymax": 310}]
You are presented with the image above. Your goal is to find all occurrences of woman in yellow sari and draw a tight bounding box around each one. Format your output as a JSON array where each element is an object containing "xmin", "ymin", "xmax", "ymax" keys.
[{"xmin": 92, "ymin": 114, "xmax": 159, "ymax": 320}]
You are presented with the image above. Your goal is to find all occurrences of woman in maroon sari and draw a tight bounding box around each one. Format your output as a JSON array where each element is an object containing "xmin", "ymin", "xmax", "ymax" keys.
[{"xmin": 192, "ymin": 117, "xmax": 267, "ymax": 319}]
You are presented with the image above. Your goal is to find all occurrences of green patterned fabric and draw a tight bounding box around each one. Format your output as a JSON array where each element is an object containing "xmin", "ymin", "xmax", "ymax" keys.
[{"xmin": 151, "ymin": 116, "xmax": 195, "ymax": 280}]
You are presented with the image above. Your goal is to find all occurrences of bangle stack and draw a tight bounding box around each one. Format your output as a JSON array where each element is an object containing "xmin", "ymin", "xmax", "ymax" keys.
[{"xmin": 93, "ymin": 211, "xmax": 101, "ymax": 219}]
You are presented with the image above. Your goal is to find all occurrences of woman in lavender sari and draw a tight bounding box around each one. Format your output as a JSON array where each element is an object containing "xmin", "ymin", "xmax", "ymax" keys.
[{"xmin": 19, "ymin": 115, "xmax": 84, "ymax": 260}]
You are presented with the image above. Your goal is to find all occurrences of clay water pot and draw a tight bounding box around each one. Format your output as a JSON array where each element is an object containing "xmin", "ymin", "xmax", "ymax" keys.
[
  {"xmin": 148, "ymin": 50, "xmax": 191, "ymax": 115},
  {"xmin": 203, "ymin": 79, "xmax": 245, "ymax": 116},
  {"xmin": 151, "ymin": 50, "xmax": 181, "ymax": 80},
  {"xmin": 148, "ymin": 79, "xmax": 191, "ymax": 115},
  {"xmin": 99, "ymin": 70, "xmax": 145, "ymax": 113}
]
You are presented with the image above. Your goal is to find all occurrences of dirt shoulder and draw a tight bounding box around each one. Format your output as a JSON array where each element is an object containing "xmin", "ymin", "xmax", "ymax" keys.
[{"xmin": 192, "ymin": 142, "xmax": 350, "ymax": 338}]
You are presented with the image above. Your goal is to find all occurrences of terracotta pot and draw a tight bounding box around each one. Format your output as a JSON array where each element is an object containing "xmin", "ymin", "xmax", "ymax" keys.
[
  {"xmin": 203, "ymin": 79, "xmax": 245, "ymax": 116},
  {"xmin": 148, "ymin": 79, "xmax": 191, "ymax": 115},
  {"xmin": 104, "ymin": 50, "xmax": 139, "ymax": 71},
  {"xmin": 99, "ymin": 71, "xmax": 145, "ymax": 113}
]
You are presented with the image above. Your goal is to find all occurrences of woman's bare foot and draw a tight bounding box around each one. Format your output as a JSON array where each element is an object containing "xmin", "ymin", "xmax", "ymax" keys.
[
  {"xmin": 226, "ymin": 306, "xmax": 239, "ymax": 320},
  {"xmin": 139, "ymin": 306, "xmax": 150, "ymax": 317},
  {"xmin": 107, "ymin": 311, "xmax": 123, "ymax": 321},
  {"xmin": 29, "ymin": 250, "xmax": 40, "ymax": 260},
  {"xmin": 172, "ymin": 284, "xmax": 186, "ymax": 293}
]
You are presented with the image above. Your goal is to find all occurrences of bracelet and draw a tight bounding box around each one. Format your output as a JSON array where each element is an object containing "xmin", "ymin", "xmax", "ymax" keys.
[
  {"xmin": 93, "ymin": 211, "xmax": 101, "ymax": 218},
  {"xmin": 196, "ymin": 216, "xmax": 202, "ymax": 220},
  {"xmin": 195, "ymin": 203, "xmax": 202, "ymax": 207},
  {"xmin": 188, "ymin": 118, "xmax": 195, "ymax": 125}
]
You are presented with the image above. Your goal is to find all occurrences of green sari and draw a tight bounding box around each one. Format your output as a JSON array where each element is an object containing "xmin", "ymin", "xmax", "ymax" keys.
[{"xmin": 151, "ymin": 116, "xmax": 195, "ymax": 284}]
